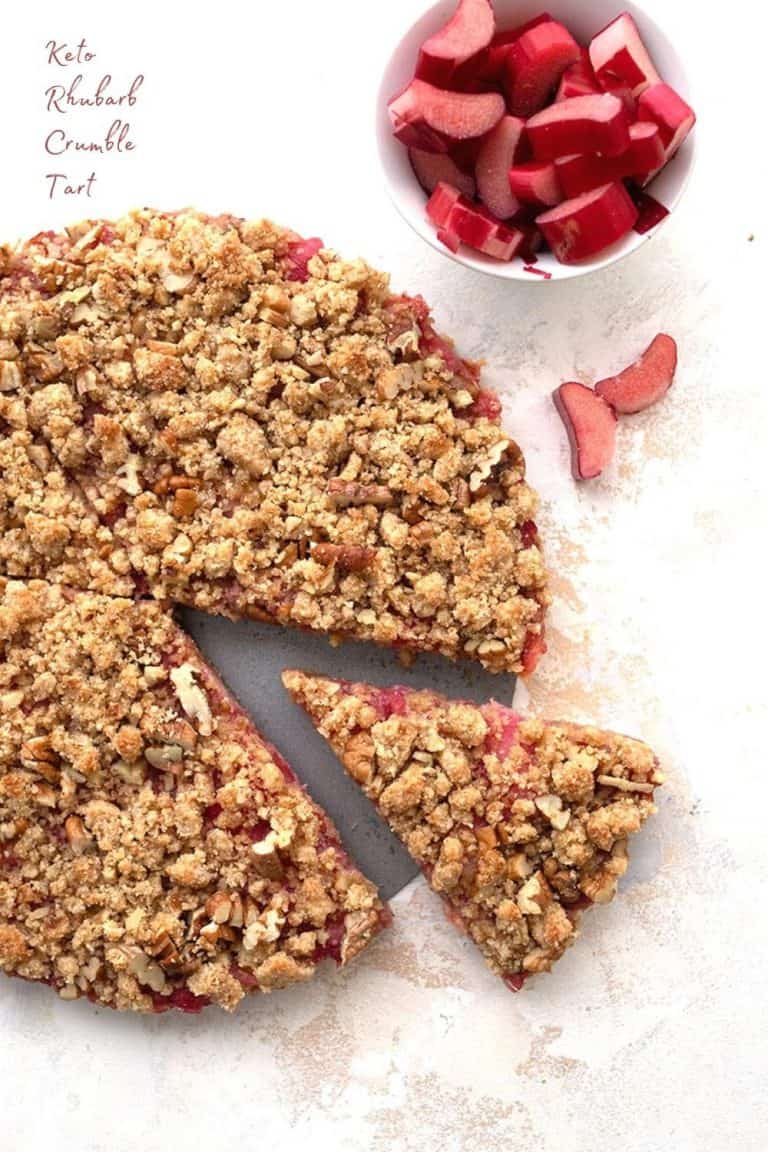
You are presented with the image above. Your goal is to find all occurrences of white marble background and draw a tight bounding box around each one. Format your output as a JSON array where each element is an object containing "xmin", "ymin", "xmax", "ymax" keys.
[{"xmin": 1, "ymin": 1, "xmax": 765, "ymax": 1149}]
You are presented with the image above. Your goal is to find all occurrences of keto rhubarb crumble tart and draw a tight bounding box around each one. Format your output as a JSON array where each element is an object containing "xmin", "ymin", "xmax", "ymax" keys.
[
  {"xmin": 284, "ymin": 671, "xmax": 663, "ymax": 987},
  {"xmin": 0, "ymin": 579, "xmax": 388, "ymax": 1013},
  {"xmin": 0, "ymin": 209, "xmax": 547, "ymax": 674}
]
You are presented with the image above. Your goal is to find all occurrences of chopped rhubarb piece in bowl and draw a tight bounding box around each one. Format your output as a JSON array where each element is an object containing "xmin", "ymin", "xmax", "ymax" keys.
[
  {"xmin": 503, "ymin": 18, "xmax": 580, "ymax": 116},
  {"xmin": 555, "ymin": 48, "xmax": 599, "ymax": 100},
  {"xmin": 475, "ymin": 115, "xmax": 525, "ymax": 219},
  {"xmin": 555, "ymin": 122, "xmax": 665, "ymax": 197},
  {"xmin": 537, "ymin": 182, "xmax": 638, "ymax": 263},
  {"xmin": 588, "ymin": 12, "xmax": 660, "ymax": 96},
  {"xmin": 416, "ymin": 0, "xmax": 496, "ymax": 86},
  {"xmin": 410, "ymin": 147, "xmax": 477, "ymax": 197},
  {"xmin": 426, "ymin": 183, "xmax": 525, "ymax": 260},
  {"xmin": 388, "ymin": 80, "xmax": 505, "ymax": 152},
  {"xmin": 508, "ymin": 161, "xmax": 563, "ymax": 208},
  {"xmin": 378, "ymin": 0, "xmax": 695, "ymax": 280},
  {"xmin": 526, "ymin": 92, "xmax": 631, "ymax": 160}
]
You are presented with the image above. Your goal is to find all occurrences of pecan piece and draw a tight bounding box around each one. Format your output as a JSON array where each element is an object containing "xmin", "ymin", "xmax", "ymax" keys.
[
  {"xmin": 20, "ymin": 737, "xmax": 61, "ymax": 782},
  {"xmin": 147, "ymin": 931, "xmax": 183, "ymax": 973},
  {"xmin": 205, "ymin": 892, "xmax": 233, "ymax": 924},
  {"xmin": 312, "ymin": 543, "xmax": 377, "ymax": 573},
  {"xmin": 64, "ymin": 815, "xmax": 92, "ymax": 854},
  {"xmin": 0, "ymin": 361, "xmax": 23, "ymax": 392},
  {"xmin": 327, "ymin": 479, "xmax": 394, "ymax": 509}
]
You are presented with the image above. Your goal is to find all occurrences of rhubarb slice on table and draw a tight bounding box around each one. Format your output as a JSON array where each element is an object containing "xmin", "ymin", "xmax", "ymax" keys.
[
  {"xmin": 553, "ymin": 382, "xmax": 617, "ymax": 479},
  {"xmin": 0, "ymin": 578, "xmax": 388, "ymax": 1013},
  {"xmin": 283, "ymin": 671, "xmax": 663, "ymax": 991},
  {"xmin": 595, "ymin": 333, "xmax": 677, "ymax": 414},
  {"xmin": 0, "ymin": 209, "xmax": 548, "ymax": 676}
]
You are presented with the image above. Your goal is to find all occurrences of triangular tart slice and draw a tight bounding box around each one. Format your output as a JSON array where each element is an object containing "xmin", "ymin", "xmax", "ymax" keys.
[
  {"xmin": 0, "ymin": 579, "xmax": 388, "ymax": 1013},
  {"xmin": 283, "ymin": 671, "xmax": 663, "ymax": 989}
]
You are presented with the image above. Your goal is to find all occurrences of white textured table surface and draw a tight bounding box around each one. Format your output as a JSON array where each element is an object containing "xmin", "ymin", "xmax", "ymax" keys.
[{"xmin": 1, "ymin": 2, "xmax": 765, "ymax": 1149}]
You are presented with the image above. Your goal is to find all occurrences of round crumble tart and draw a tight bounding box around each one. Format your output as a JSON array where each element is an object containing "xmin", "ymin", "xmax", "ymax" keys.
[{"xmin": 0, "ymin": 209, "xmax": 548, "ymax": 675}]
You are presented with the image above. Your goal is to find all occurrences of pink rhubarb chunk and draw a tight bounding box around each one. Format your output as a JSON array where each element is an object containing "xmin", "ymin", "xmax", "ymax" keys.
[
  {"xmin": 526, "ymin": 92, "xmax": 631, "ymax": 160},
  {"xmin": 637, "ymin": 83, "xmax": 696, "ymax": 161},
  {"xmin": 553, "ymin": 382, "xmax": 617, "ymax": 479},
  {"xmin": 504, "ymin": 18, "xmax": 581, "ymax": 116},
  {"xmin": 536, "ymin": 181, "xmax": 638, "ymax": 264},
  {"xmin": 283, "ymin": 238, "xmax": 324, "ymax": 282},
  {"xmin": 481, "ymin": 13, "xmax": 553, "ymax": 82},
  {"xmin": 508, "ymin": 160, "xmax": 563, "ymax": 207},
  {"xmin": 589, "ymin": 12, "xmax": 661, "ymax": 97},
  {"xmin": 556, "ymin": 48, "xmax": 600, "ymax": 101},
  {"xmin": 449, "ymin": 198, "xmax": 524, "ymax": 259},
  {"xmin": 410, "ymin": 147, "xmax": 477, "ymax": 197},
  {"xmin": 389, "ymin": 79, "xmax": 505, "ymax": 153},
  {"xmin": 475, "ymin": 115, "xmax": 525, "ymax": 219},
  {"xmin": 595, "ymin": 333, "xmax": 677, "ymax": 414},
  {"xmin": 555, "ymin": 122, "xmax": 665, "ymax": 196},
  {"xmin": 426, "ymin": 182, "xmax": 524, "ymax": 260},
  {"xmin": 416, "ymin": 0, "xmax": 496, "ymax": 86},
  {"xmin": 426, "ymin": 180, "xmax": 462, "ymax": 224},
  {"xmin": 483, "ymin": 703, "xmax": 522, "ymax": 758}
]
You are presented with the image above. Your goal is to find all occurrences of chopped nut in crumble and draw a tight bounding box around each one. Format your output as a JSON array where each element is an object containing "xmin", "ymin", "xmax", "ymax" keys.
[
  {"xmin": 0, "ymin": 209, "xmax": 548, "ymax": 675},
  {"xmin": 283, "ymin": 671, "xmax": 664, "ymax": 989},
  {"xmin": 0, "ymin": 579, "xmax": 388, "ymax": 1013}
]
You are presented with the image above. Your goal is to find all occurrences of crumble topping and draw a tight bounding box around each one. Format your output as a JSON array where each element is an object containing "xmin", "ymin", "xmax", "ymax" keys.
[
  {"xmin": 0, "ymin": 579, "xmax": 387, "ymax": 1013},
  {"xmin": 0, "ymin": 424, "xmax": 133, "ymax": 595},
  {"xmin": 0, "ymin": 209, "xmax": 548, "ymax": 673},
  {"xmin": 283, "ymin": 671, "xmax": 664, "ymax": 986}
]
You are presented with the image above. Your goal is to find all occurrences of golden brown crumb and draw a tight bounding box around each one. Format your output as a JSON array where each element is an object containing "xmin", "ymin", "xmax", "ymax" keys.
[{"xmin": 283, "ymin": 671, "xmax": 664, "ymax": 987}]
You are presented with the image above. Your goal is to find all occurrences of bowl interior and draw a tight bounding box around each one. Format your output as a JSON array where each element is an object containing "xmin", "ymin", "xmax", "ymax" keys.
[{"xmin": 376, "ymin": 0, "xmax": 694, "ymax": 281}]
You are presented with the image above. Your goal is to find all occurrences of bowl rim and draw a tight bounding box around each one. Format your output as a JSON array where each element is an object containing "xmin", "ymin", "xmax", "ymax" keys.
[{"xmin": 375, "ymin": 0, "xmax": 696, "ymax": 283}]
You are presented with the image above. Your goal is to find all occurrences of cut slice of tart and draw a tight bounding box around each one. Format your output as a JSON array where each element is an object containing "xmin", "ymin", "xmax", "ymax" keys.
[
  {"xmin": 0, "ymin": 210, "xmax": 548, "ymax": 675},
  {"xmin": 283, "ymin": 671, "xmax": 664, "ymax": 989},
  {"xmin": 0, "ymin": 579, "xmax": 388, "ymax": 1013}
]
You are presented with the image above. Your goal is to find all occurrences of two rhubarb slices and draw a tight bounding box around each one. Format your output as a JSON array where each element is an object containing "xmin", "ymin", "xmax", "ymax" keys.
[{"xmin": 553, "ymin": 333, "xmax": 678, "ymax": 479}]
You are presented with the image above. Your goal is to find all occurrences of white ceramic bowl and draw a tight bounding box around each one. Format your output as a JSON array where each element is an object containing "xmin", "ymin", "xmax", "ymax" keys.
[{"xmin": 376, "ymin": 0, "xmax": 695, "ymax": 281}]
